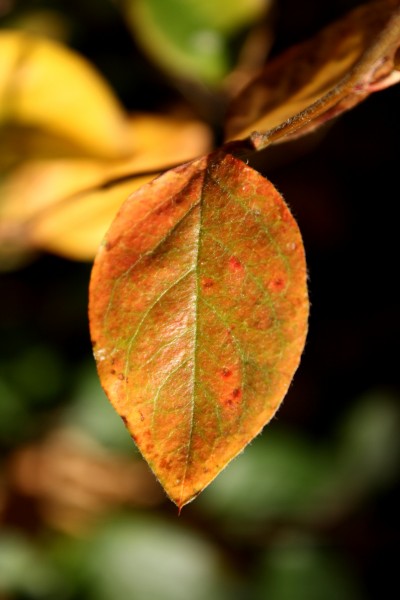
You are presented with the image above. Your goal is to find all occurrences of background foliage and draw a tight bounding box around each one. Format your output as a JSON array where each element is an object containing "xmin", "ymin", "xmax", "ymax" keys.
[{"xmin": 0, "ymin": 1, "xmax": 399, "ymax": 599}]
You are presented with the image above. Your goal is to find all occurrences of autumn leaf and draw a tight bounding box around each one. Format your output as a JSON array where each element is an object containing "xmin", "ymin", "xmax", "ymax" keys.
[
  {"xmin": 89, "ymin": 151, "xmax": 308, "ymax": 508},
  {"xmin": 225, "ymin": 0, "xmax": 400, "ymax": 148}
]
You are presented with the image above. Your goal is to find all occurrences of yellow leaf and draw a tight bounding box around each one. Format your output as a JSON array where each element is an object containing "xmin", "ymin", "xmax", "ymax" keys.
[
  {"xmin": 0, "ymin": 159, "xmax": 104, "ymax": 222},
  {"xmin": 29, "ymin": 176, "xmax": 155, "ymax": 261},
  {"xmin": 121, "ymin": 113, "xmax": 213, "ymax": 173},
  {"xmin": 0, "ymin": 31, "xmax": 132, "ymax": 158},
  {"xmin": 0, "ymin": 113, "xmax": 212, "ymax": 261}
]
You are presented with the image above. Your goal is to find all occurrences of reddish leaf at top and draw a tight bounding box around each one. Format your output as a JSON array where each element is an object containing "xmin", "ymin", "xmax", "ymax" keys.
[{"xmin": 89, "ymin": 151, "xmax": 308, "ymax": 508}]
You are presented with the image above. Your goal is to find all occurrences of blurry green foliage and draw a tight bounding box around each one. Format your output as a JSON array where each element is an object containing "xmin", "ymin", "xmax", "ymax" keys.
[
  {"xmin": 198, "ymin": 390, "xmax": 400, "ymax": 531},
  {"xmin": 198, "ymin": 430, "xmax": 332, "ymax": 525},
  {"xmin": 0, "ymin": 343, "xmax": 66, "ymax": 446},
  {"xmin": 122, "ymin": 0, "xmax": 271, "ymax": 84},
  {"xmin": 0, "ymin": 375, "xmax": 29, "ymax": 445},
  {"xmin": 0, "ymin": 532, "xmax": 63, "ymax": 599},
  {"xmin": 254, "ymin": 534, "xmax": 362, "ymax": 600},
  {"xmin": 61, "ymin": 363, "xmax": 136, "ymax": 454},
  {"xmin": 2, "ymin": 344, "xmax": 65, "ymax": 406},
  {"xmin": 82, "ymin": 516, "xmax": 232, "ymax": 600}
]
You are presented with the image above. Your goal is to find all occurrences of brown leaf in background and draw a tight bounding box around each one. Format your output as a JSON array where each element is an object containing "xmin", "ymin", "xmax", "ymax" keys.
[
  {"xmin": 8, "ymin": 428, "xmax": 164, "ymax": 534},
  {"xmin": 225, "ymin": 0, "xmax": 400, "ymax": 149}
]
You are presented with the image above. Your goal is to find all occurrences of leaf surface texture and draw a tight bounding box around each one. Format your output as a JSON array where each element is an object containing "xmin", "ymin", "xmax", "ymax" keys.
[{"xmin": 89, "ymin": 152, "xmax": 308, "ymax": 507}]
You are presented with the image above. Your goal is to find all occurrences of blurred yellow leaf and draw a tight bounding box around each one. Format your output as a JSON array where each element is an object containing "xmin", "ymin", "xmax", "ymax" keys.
[
  {"xmin": 29, "ymin": 176, "xmax": 155, "ymax": 261},
  {"xmin": 121, "ymin": 113, "xmax": 213, "ymax": 172},
  {"xmin": 0, "ymin": 113, "xmax": 212, "ymax": 262},
  {"xmin": 0, "ymin": 126, "xmax": 100, "ymax": 172},
  {"xmin": 0, "ymin": 31, "xmax": 132, "ymax": 158},
  {"xmin": 0, "ymin": 159, "xmax": 104, "ymax": 223}
]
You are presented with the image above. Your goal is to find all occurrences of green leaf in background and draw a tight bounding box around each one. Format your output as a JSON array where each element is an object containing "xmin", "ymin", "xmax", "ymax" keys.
[
  {"xmin": 333, "ymin": 389, "xmax": 400, "ymax": 496},
  {"xmin": 0, "ymin": 532, "xmax": 63, "ymax": 599},
  {"xmin": 0, "ymin": 376, "xmax": 29, "ymax": 444},
  {"xmin": 197, "ymin": 389, "xmax": 400, "ymax": 530},
  {"xmin": 61, "ymin": 362, "xmax": 136, "ymax": 454},
  {"xmin": 197, "ymin": 430, "xmax": 331, "ymax": 528},
  {"xmin": 83, "ymin": 516, "xmax": 232, "ymax": 600},
  {"xmin": 122, "ymin": 0, "xmax": 271, "ymax": 85},
  {"xmin": 0, "ymin": 343, "xmax": 66, "ymax": 445},
  {"xmin": 254, "ymin": 534, "xmax": 363, "ymax": 600},
  {"xmin": 2, "ymin": 343, "xmax": 65, "ymax": 405}
]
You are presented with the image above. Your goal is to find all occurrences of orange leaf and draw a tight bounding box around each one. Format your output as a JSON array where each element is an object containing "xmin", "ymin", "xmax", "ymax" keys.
[
  {"xmin": 89, "ymin": 151, "xmax": 308, "ymax": 508},
  {"xmin": 225, "ymin": 0, "xmax": 400, "ymax": 148}
]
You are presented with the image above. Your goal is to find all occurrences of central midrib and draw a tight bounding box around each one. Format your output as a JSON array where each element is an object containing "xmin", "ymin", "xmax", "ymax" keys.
[{"xmin": 178, "ymin": 170, "xmax": 206, "ymax": 504}]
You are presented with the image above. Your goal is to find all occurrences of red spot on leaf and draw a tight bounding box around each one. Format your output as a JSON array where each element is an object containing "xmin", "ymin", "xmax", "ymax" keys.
[
  {"xmin": 121, "ymin": 416, "xmax": 128, "ymax": 426},
  {"xmin": 268, "ymin": 277, "xmax": 285, "ymax": 292},
  {"xmin": 202, "ymin": 277, "xmax": 214, "ymax": 289},
  {"xmin": 221, "ymin": 367, "xmax": 232, "ymax": 378},
  {"xmin": 228, "ymin": 256, "xmax": 243, "ymax": 272},
  {"xmin": 117, "ymin": 373, "xmax": 125, "ymax": 380},
  {"xmin": 224, "ymin": 387, "xmax": 242, "ymax": 407}
]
